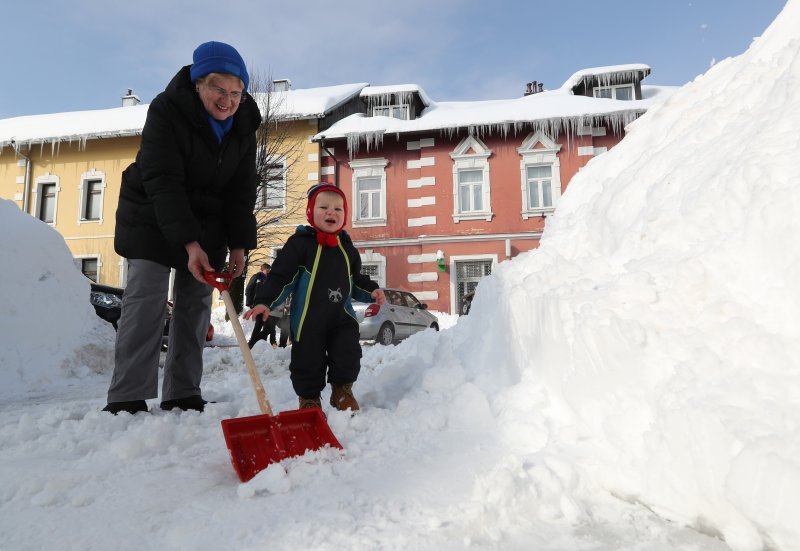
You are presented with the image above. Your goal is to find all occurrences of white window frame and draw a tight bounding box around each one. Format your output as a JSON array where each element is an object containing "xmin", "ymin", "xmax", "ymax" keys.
[
  {"xmin": 34, "ymin": 174, "xmax": 60, "ymax": 225},
  {"xmin": 78, "ymin": 169, "xmax": 106, "ymax": 223},
  {"xmin": 450, "ymin": 136, "xmax": 493, "ymax": 222},
  {"xmin": 257, "ymin": 156, "xmax": 287, "ymax": 211},
  {"xmin": 372, "ymin": 104, "xmax": 410, "ymax": 120},
  {"xmin": 593, "ymin": 84, "xmax": 634, "ymax": 100},
  {"xmin": 74, "ymin": 254, "xmax": 101, "ymax": 282},
  {"xmin": 360, "ymin": 250, "xmax": 386, "ymax": 288},
  {"xmin": 350, "ymin": 158, "xmax": 388, "ymax": 228},
  {"xmin": 517, "ymin": 131, "xmax": 563, "ymax": 219}
]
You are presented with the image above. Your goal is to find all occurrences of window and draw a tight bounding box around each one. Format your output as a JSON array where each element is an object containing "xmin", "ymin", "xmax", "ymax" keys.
[
  {"xmin": 361, "ymin": 263, "xmax": 380, "ymax": 279},
  {"xmin": 349, "ymin": 158, "xmax": 388, "ymax": 227},
  {"xmin": 83, "ymin": 180, "xmax": 102, "ymax": 219},
  {"xmin": 35, "ymin": 175, "xmax": 60, "ymax": 224},
  {"xmin": 399, "ymin": 291, "xmax": 422, "ymax": 309},
  {"xmin": 526, "ymin": 165, "xmax": 553, "ymax": 209},
  {"xmin": 257, "ymin": 157, "xmax": 286, "ymax": 210},
  {"xmin": 357, "ymin": 177, "xmax": 382, "ymax": 219},
  {"xmin": 39, "ymin": 183, "xmax": 57, "ymax": 223},
  {"xmin": 517, "ymin": 131, "xmax": 563, "ymax": 218},
  {"xmin": 79, "ymin": 170, "xmax": 105, "ymax": 222},
  {"xmin": 454, "ymin": 258, "xmax": 493, "ymax": 313},
  {"xmin": 450, "ymin": 136, "xmax": 492, "ymax": 222},
  {"xmin": 594, "ymin": 84, "xmax": 634, "ymax": 100},
  {"xmin": 360, "ymin": 251, "xmax": 386, "ymax": 287},
  {"xmin": 372, "ymin": 104, "xmax": 409, "ymax": 120},
  {"xmin": 458, "ymin": 169, "xmax": 484, "ymax": 212},
  {"xmin": 80, "ymin": 258, "xmax": 99, "ymax": 282}
]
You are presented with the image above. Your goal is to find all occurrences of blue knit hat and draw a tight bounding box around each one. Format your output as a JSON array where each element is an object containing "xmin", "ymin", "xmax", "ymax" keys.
[{"xmin": 189, "ymin": 41, "xmax": 249, "ymax": 89}]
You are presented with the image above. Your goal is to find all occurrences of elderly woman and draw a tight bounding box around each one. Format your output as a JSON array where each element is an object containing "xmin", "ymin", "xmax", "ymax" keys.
[{"xmin": 104, "ymin": 41, "xmax": 262, "ymax": 414}]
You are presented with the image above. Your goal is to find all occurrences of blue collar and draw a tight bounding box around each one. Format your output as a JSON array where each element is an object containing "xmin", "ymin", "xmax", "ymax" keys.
[{"xmin": 206, "ymin": 114, "xmax": 234, "ymax": 143}]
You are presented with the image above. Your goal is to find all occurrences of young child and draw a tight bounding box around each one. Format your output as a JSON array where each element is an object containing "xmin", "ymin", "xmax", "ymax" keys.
[{"xmin": 244, "ymin": 183, "xmax": 385, "ymax": 411}]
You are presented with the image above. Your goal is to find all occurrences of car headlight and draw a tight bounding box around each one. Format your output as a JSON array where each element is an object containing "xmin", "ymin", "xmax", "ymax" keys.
[{"xmin": 91, "ymin": 291, "xmax": 123, "ymax": 308}]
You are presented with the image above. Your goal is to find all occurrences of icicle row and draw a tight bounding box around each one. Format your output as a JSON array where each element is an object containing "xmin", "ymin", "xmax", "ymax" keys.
[{"xmin": 344, "ymin": 111, "xmax": 644, "ymax": 157}]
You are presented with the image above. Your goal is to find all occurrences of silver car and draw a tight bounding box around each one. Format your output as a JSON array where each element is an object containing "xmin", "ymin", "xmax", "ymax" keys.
[{"xmin": 353, "ymin": 288, "xmax": 439, "ymax": 345}]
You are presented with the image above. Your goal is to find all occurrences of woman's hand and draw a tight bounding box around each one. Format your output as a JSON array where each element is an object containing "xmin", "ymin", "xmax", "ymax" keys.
[
  {"xmin": 185, "ymin": 241, "xmax": 213, "ymax": 284},
  {"xmin": 372, "ymin": 288, "xmax": 386, "ymax": 305},
  {"xmin": 244, "ymin": 304, "xmax": 270, "ymax": 321},
  {"xmin": 228, "ymin": 248, "xmax": 246, "ymax": 278}
]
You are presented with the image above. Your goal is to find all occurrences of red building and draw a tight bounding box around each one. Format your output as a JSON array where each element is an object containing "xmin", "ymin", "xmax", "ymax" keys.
[{"xmin": 314, "ymin": 65, "xmax": 674, "ymax": 313}]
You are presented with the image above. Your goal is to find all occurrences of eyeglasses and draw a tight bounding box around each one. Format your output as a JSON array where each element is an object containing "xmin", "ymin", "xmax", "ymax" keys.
[{"xmin": 206, "ymin": 84, "xmax": 247, "ymax": 103}]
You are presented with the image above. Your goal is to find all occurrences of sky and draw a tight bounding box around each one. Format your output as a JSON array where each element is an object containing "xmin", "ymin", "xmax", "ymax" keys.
[
  {"xmin": 1, "ymin": 1, "xmax": 798, "ymax": 550},
  {"xmin": 0, "ymin": 0, "xmax": 787, "ymax": 119}
]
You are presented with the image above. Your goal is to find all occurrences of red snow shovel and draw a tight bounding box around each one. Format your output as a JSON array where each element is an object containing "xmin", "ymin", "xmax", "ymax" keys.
[{"xmin": 204, "ymin": 271, "xmax": 342, "ymax": 483}]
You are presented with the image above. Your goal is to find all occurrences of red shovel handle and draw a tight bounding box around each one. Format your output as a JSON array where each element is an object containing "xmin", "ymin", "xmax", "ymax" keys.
[{"xmin": 203, "ymin": 271, "xmax": 233, "ymax": 292}]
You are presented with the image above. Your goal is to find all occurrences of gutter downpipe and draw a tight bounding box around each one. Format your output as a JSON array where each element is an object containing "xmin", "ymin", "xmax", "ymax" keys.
[
  {"xmin": 12, "ymin": 141, "xmax": 32, "ymax": 213},
  {"xmin": 318, "ymin": 136, "xmax": 339, "ymax": 188}
]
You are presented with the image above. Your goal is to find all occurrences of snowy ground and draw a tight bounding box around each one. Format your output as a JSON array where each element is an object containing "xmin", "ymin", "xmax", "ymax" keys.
[
  {"xmin": 2, "ymin": 1, "xmax": 799, "ymax": 550},
  {"xmin": 0, "ymin": 312, "xmax": 732, "ymax": 551}
]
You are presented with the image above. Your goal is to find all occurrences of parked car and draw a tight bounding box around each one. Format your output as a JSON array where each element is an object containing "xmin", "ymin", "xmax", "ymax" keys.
[
  {"xmin": 353, "ymin": 288, "xmax": 439, "ymax": 345},
  {"xmin": 90, "ymin": 282, "xmax": 124, "ymax": 329},
  {"xmin": 460, "ymin": 290, "xmax": 475, "ymax": 316},
  {"xmin": 89, "ymin": 282, "xmax": 213, "ymax": 344}
]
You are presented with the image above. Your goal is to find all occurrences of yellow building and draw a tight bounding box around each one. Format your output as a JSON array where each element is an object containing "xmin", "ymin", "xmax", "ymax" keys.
[{"xmin": 0, "ymin": 83, "xmax": 368, "ymax": 288}]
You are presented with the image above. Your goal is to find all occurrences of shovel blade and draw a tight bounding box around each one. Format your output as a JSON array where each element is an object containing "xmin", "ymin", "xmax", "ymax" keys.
[{"xmin": 221, "ymin": 408, "xmax": 343, "ymax": 482}]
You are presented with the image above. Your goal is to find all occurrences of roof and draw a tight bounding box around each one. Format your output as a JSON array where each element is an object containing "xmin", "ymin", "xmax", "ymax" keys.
[
  {"xmin": 560, "ymin": 63, "xmax": 652, "ymax": 90},
  {"xmin": 360, "ymin": 84, "xmax": 434, "ymax": 108},
  {"xmin": 252, "ymin": 82, "xmax": 368, "ymax": 120},
  {"xmin": 317, "ymin": 81, "xmax": 676, "ymax": 155},
  {"xmin": 0, "ymin": 65, "xmax": 673, "ymax": 155},
  {"xmin": 0, "ymin": 82, "xmax": 369, "ymax": 152},
  {"xmin": 0, "ymin": 104, "xmax": 149, "ymax": 152}
]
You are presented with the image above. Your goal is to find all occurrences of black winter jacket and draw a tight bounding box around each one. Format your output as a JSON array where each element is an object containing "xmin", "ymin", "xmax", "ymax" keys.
[
  {"xmin": 253, "ymin": 226, "xmax": 379, "ymax": 342},
  {"xmin": 114, "ymin": 66, "xmax": 262, "ymax": 269}
]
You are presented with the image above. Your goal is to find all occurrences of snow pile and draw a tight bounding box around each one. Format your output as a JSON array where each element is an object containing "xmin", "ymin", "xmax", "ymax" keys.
[
  {"xmin": 458, "ymin": 0, "xmax": 800, "ymax": 548},
  {"xmin": 0, "ymin": 199, "xmax": 114, "ymax": 400}
]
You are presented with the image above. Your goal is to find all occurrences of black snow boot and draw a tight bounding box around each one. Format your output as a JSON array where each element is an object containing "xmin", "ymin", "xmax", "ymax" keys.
[
  {"xmin": 160, "ymin": 395, "xmax": 208, "ymax": 412},
  {"xmin": 102, "ymin": 400, "xmax": 149, "ymax": 415}
]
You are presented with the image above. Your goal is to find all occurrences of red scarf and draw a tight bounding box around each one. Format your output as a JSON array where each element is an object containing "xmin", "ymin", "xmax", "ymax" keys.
[{"xmin": 315, "ymin": 230, "xmax": 340, "ymax": 247}]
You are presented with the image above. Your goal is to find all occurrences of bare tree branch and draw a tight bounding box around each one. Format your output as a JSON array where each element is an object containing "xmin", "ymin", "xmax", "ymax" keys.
[{"xmin": 247, "ymin": 69, "xmax": 308, "ymax": 267}]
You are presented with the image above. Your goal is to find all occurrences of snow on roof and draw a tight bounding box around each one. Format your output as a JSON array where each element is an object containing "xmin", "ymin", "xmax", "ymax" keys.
[
  {"xmin": 317, "ymin": 83, "xmax": 677, "ymax": 155},
  {"xmin": 560, "ymin": 63, "xmax": 652, "ymax": 90},
  {"xmin": 0, "ymin": 83, "xmax": 369, "ymax": 152},
  {"xmin": 0, "ymin": 104, "xmax": 149, "ymax": 154},
  {"xmin": 360, "ymin": 84, "xmax": 434, "ymax": 107},
  {"xmin": 253, "ymin": 82, "xmax": 368, "ymax": 120}
]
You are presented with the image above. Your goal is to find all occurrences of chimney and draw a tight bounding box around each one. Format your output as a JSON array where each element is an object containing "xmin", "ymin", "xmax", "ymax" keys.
[
  {"xmin": 122, "ymin": 88, "xmax": 140, "ymax": 107},
  {"xmin": 525, "ymin": 82, "xmax": 533, "ymax": 96},
  {"xmin": 538, "ymin": 82, "xmax": 544, "ymax": 93},
  {"xmin": 272, "ymin": 79, "xmax": 292, "ymax": 92}
]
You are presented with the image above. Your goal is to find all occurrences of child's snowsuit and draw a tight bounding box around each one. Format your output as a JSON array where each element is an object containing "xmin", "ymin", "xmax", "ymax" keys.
[{"xmin": 252, "ymin": 225, "xmax": 379, "ymax": 398}]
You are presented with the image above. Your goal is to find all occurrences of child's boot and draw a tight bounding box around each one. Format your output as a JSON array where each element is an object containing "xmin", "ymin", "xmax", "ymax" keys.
[
  {"xmin": 298, "ymin": 396, "xmax": 322, "ymax": 409},
  {"xmin": 330, "ymin": 383, "xmax": 359, "ymax": 411}
]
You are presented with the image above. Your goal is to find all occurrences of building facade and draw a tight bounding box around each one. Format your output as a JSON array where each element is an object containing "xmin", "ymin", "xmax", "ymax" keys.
[
  {"xmin": 316, "ymin": 65, "xmax": 674, "ymax": 313},
  {"xmin": 0, "ymin": 65, "xmax": 675, "ymax": 315}
]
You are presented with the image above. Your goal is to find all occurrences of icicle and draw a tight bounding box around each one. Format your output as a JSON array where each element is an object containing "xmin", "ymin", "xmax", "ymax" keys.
[{"xmin": 343, "ymin": 111, "xmax": 644, "ymax": 158}]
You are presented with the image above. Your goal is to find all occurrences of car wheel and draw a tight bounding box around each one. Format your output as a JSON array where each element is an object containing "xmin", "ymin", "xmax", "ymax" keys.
[
  {"xmin": 430, "ymin": 323, "xmax": 439, "ymax": 331},
  {"xmin": 376, "ymin": 323, "xmax": 394, "ymax": 345}
]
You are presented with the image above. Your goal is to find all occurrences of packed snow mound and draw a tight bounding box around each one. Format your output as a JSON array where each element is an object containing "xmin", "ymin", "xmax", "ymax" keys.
[
  {"xmin": 0, "ymin": 199, "xmax": 114, "ymax": 400},
  {"xmin": 458, "ymin": 1, "xmax": 800, "ymax": 550}
]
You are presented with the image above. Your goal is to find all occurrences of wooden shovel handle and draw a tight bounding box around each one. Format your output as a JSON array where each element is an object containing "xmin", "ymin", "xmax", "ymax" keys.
[{"xmin": 209, "ymin": 275, "xmax": 273, "ymax": 416}]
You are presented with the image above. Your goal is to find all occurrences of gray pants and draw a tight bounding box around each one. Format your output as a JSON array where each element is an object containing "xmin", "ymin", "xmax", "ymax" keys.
[{"xmin": 107, "ymin": 259, "xmax": 212, "ymax": 403}]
